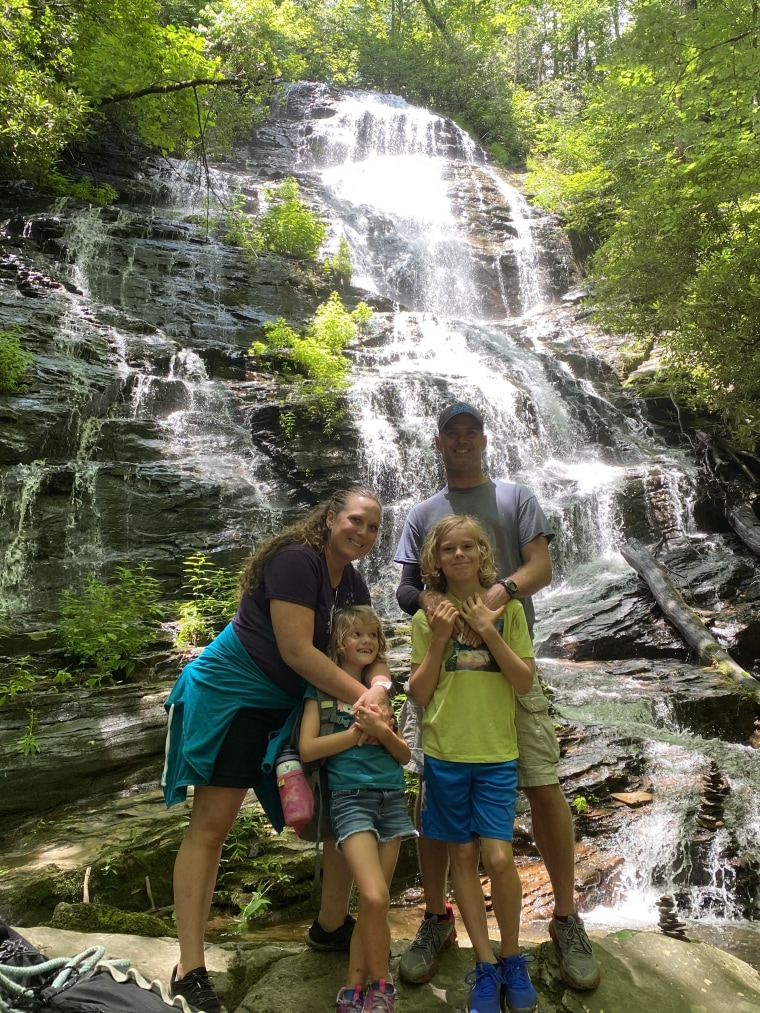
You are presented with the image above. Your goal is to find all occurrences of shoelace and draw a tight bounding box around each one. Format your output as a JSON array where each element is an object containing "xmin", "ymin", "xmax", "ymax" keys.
[
  {"xmin": 464, "ymin": 964, "xmax": 499, "ymax": 1002},
  {"xmin": 501, "ymin": 954, "xmax": 535, "ymax": 988},
  {"xmin": 178, "ymin": 969, "xmax": 217, "ymax": 1006},
  {"xmin": 409, "ymin": 917, "xmax": 442, "ymax": 951},
  {"xmin": 364, "ymin": 985, "xmax": 394, "ymax": 1012},
  {"xmin": 336, "ymin": 987, "xmax": 364, "ymax": 1012},
  {"xmin": 560, "ymin": 918, "xmax": 592, "ymax": 954}
]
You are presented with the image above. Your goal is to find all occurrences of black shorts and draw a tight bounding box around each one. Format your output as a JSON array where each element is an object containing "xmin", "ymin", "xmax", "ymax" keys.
[{"xmin": 208, "ymin": 706, "xmax": 293, "ymax": 788}]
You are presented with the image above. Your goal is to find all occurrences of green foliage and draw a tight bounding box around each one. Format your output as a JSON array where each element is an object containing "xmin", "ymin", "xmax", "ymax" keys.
[
  {"xmin": 59, "ymin": 563, "xmax": 165, "ymax": 678},
  {"xmin": 527, "ymin": 0, "xmax": 760, "ymax": 450},
  {"xmin": 255, "ymin": 177, "xmax": 326, "ymax": 258},
  {"xmin": 222, "ymin": 809, "xmax": 269, "ymax": 865},
  {"xmin": 571, "ymin": 795, "xmax": 589, "ymax": 814},
  {"xmin": 224, "ymin": 178, "xmax": 325, "ymax": 261},
  {"xmin": 323, "ymin": 236, "xmax": 353, "ymax": 283},
  {"xmin": 17, "ymin": 707, "xmax": 40, "ymax": 756},
  {"xmin": 251, "ymin": 292, "xmax": 372, "ymax": 433},
  {"xmin": 0, "ymin": 656, "xmax": 37, "ymax": 708},
  {"xmin": 175, "ymin": 552, "xmax": 238, "ymax": 646},
  {"xmin": 41, "ymin": 171, "xmax": 118, "ymax": 206},
  {"xmin": 0, "ymin": 328, "xmax": 33, "ymax": 393}
]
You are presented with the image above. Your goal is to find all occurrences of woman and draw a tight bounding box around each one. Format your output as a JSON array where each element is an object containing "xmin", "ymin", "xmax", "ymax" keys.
[{"xmin": 162, "ymin": 487, "xmax": 393, "ymax": 1013}]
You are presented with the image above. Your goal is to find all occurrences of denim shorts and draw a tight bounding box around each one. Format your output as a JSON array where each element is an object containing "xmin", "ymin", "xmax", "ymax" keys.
[{"xmin": 329, "ymin": 788, "xmax": 417, "ymax": 849}]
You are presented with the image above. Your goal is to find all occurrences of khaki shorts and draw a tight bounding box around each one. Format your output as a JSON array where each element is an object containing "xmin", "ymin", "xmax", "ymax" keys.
[{"xmin": 399, "ymin": 671, "xmax": 560, "ymax": 789}]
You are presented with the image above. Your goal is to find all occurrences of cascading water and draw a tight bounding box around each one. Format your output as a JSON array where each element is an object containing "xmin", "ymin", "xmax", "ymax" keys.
[
  {"xmin": 276, "ymin": 85, "xmax": 760, "ymax": 954},
  {"xmin": 1, "ymin": 84, "xmax": 757, "ymax": 959}
]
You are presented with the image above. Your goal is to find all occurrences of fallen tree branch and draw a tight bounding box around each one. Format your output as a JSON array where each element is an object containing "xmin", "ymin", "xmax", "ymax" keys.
[
  {"xmin": 727, "ymin": 502, "xmax": 760, "ymax": 556},
  {"xmin": 621, "ymin": 537, "xmax": 760, "ymax": 700}
]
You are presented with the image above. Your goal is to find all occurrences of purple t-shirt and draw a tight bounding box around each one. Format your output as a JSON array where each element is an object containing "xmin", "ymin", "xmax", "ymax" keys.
[{"xmin": 231, "ymin": 543, "xmax": 371, "ymax": 697}]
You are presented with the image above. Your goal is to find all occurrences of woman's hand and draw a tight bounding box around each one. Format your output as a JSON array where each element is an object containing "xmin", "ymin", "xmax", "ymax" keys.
[
  {"xmin": 352, "ymin": 683, "xmax": 393, "ymax": 744},
  {"xmin": 353, "ymin": 705, "xmax": 390, "ymax": 741}
]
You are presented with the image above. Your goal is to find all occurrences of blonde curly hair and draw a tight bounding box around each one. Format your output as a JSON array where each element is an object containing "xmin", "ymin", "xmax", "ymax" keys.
[
  {"xmin": 420, "ymin": 515, "xmax": 497, "ymax": 592},
  {"xmin": 327, "ymin": 604, "xmax": 387, "ymax": 666}
]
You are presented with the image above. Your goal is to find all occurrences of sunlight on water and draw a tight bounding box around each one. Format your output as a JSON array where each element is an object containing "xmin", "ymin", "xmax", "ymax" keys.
[{"xmin": 323, "ymin": 155, "xmax": 454, "ymax": 223}]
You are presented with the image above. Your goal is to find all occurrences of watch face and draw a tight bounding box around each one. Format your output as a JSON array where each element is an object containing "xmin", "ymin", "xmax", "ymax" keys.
[{"xmin": 505, "ymin": 580, "xmax": 519, "ymax": 595}]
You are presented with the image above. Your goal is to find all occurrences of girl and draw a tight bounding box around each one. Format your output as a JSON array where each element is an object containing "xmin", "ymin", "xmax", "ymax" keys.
[
  {"xmin": 299, "ymin": 605, "xmax": 416, "ymax": 1013},
  {"xmin": 409, "ymin": 516, "xmax": 537, "ymax": 1013}
]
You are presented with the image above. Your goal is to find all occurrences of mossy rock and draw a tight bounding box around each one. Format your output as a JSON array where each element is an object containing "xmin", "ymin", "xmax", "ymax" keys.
[{"xmin": 50, "ymin": 902, "xmax": 175, "ymax": 938}]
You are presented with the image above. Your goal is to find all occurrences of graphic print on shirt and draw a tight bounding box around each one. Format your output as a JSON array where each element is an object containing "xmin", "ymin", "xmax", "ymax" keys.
[{"xmin": 444, "ymin": 618, "xmax": 504, "ymax": 673}]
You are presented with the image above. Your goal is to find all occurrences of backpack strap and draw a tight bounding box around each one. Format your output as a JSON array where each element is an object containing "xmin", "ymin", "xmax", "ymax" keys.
[{"xmin": 290, "ymin": 688, "xmax": 346, "ymax": 900}]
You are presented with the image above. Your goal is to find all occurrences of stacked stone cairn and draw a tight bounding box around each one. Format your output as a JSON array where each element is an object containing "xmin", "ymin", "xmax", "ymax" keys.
[
  {"xmin": 658, "ymin": 894, "xmax": 688, "ymax": 940},
  {"xmin": 695, "ymin": 760, "xmax": 730, "ymax": 831}
]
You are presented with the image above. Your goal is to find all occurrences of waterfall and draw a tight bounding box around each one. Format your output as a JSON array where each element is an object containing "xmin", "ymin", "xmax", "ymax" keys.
[
  {"xmin": 1, "ymin": 84, "xmax": 757, "ymax": 955},
  {"xmin": 277, "ymin": 86, "xmax": 759, "ymax": 946}
]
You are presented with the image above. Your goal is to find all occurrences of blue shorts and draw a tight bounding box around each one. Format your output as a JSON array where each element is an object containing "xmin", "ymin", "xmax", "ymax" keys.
[
  {"xmin": 329, "ymin": 788, "xmax": 417, "ymax": 849},
  {"xmin": 421, "ymin": 755, "xmax": 518, "ymax": 844}
]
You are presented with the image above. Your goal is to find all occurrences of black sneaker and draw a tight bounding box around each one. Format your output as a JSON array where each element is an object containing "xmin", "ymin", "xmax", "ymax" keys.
[
  {"xmin": 169, "ymin": 965, "xmax": 222, "ymax": 1013},
  {"xmin": 304, "ymin": 913, "xmax": 356, "ymax": 951}
]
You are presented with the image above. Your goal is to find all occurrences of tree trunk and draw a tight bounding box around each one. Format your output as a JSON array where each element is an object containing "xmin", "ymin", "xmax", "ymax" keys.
[
  {"xmin": 727, "ymin": 502, "xmax": 760, "ymax": 555},
  {"xmin": 620, "ymin": 538, "xmax": 760, "ymax": 700}
]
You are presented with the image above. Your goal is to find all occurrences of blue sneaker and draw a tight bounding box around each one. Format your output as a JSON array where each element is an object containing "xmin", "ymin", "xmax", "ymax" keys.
[
  {"xmin": 497, "ymin": 954, "xmax": 537, "ymax": 1013},
  {"xmin": 465, "ymin": 961, "xmax": 501, "ymax": 1013}
]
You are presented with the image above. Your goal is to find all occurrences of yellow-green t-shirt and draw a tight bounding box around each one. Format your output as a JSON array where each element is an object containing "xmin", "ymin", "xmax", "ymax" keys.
[{"xmin": 410, "ymin": 598, "xmax": 534, "ymax": 763}]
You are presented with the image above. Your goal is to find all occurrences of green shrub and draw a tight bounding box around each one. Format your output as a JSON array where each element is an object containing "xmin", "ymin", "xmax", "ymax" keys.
[
  {"xmin": 0, "ymin": 328, "xmax": 33, "ymax": 392},
  {"xmin": 251, "ymin": 292, "xmax": 372, "ymax": 433},
  {"xmin": 175, "ymin": 552, "xmax": 238, "ymax": 646},
  {"xmin": 59, "ymin": 563, "xmax": 165, "ymax": 678},
  {"xmin": 323, "ymin": 235, "xmax": 353, "ymax": 283},
  {"xmin": 41, "ymin": 170, "xmax": 118, "ymax": 206},
  {"xmin": 255, "ymin": 176, "xmax": 326, "ymax": 258}
]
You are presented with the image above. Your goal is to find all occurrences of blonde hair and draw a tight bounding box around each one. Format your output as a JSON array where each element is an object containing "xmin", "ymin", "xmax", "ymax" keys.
[
  {"xmin": 238, "ymin": 487, "xmax": 380, "ymax": 596},
  {"xmin": 327, "ymin": 605, "xmax": 387, "ymax": 666},
  {"xmin": 420, "ymin": 515, "xmax": 497, "ymax": 592}
]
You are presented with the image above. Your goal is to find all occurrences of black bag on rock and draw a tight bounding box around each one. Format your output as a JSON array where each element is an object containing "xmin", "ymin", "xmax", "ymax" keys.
[{"xmin": 0, "ymin": 921, "xmax": 192, "ymax": 1013}]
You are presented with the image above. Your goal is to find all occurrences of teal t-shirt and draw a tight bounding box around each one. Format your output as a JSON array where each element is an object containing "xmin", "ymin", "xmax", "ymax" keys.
[{"xmin": 303, "ymin": 686, "xmax": 405, "ymax": 791}]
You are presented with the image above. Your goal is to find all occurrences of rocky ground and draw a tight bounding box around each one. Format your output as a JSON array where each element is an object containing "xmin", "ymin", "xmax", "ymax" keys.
[{"xmin": 12, "ymin": 923, "xmax": 760, "ymax": 1013}]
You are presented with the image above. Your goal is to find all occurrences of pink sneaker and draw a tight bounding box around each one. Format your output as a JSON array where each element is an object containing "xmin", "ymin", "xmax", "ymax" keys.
[
  {"xmin": 336, "ymin": 985, "xmax": 365, "ymax": 1012},
  {"xmin": 363, "ymin": 979, "xmax": 395, "ymax": 1012}
]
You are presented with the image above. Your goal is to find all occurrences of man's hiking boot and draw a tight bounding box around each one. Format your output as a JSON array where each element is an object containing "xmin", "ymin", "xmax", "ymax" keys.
[
  {"xmin": 399, "ymin": 904, "xmax": 456, "ymax": 983},
  {"xmin": 169, "ymin": 965, "xmax": 222, "ymax": 1013},
  {"xmin": 549, "ymin": 914, "xmax": 601, "ymax": 990}
]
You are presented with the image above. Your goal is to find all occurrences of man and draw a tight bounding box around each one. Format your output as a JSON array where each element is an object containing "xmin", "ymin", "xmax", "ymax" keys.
[{"xmin": 394, "ymin": 402, "xmax": 600, "ymax": 992}]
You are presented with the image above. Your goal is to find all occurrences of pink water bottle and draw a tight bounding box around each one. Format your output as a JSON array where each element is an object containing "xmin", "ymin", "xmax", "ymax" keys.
[{"xmin": 275, "ymin": 747, "xmax": 314, "ymax": 835}]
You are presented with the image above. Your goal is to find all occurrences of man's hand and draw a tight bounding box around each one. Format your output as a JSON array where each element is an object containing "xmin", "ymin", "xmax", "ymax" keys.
[{"xmin": 459, "ymin": 595, "xmax": 503, "ymax": 638}]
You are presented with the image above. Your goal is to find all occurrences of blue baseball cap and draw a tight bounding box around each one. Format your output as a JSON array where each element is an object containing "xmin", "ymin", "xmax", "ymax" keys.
[{"xmin": 437, "ymin": 403, "xmax": 485, "ymax": 432}]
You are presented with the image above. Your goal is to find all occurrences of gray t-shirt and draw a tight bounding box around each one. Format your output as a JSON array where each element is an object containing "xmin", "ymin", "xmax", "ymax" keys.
[{"xmin": 394, "ymin": 479, "xmax": 554, "ymax": 631}]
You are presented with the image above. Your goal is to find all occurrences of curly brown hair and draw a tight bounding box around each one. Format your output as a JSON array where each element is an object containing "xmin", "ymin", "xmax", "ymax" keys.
[
  {"xmin": 420, "ymin": 515, "xmax": 498, "ymax": 592},
  {"xmin": 327, "ymin": 605, "xmax": 388, "ymax": 666},
  {"xmin": 238, "ymin": 486, "xmax": 381, "ymax": 597}
]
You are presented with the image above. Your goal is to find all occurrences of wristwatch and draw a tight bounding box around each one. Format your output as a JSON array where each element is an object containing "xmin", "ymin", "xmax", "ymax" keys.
[
  {"xmin": 498, "ymin": 578, "xmax": 519, "ymax": 599},
  {"xmin": 373, "ymin": 679, "xmax": 396, "ymax": 696}
]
